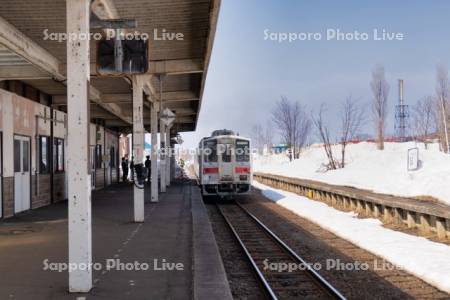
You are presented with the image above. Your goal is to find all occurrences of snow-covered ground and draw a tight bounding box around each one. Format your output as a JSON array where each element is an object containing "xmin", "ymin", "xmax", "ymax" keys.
[
  {"xmin": 254, "ymin": 141, "xmax": 450, "ymax": 206},
  {"xmin": 254, "ymin": 181, "xmax": 450, "ymax": 293}
]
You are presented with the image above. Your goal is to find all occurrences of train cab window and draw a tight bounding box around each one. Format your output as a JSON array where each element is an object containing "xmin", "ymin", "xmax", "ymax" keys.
[
  {"xmin": 236, "ymin": 140, "xmax": 250, "ymax": 162},
  {"xmin": 39, "ymin": 136, "xmax": 51, "ymax": 174},
  {"xmin": 203, "ymin": 140, "xmax": 217, "ymax": 162},
  {"xmin": 221, "ymin": 144, "xmax": 232, "ymax": 163}
]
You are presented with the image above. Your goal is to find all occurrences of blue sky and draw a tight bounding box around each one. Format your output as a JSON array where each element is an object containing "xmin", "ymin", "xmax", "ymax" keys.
[{"xmin": 181, "ymin": 0, "xmax": 450, "ymax": 148}]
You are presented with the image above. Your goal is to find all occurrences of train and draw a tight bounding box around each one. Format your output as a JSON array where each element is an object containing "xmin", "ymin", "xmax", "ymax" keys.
[{"xmin": 197, "ymin": 129, "xmax": 252, "ymax": 198}]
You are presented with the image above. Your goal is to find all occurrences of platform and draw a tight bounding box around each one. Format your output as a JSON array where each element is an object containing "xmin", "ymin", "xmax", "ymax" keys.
[{"xmin": 0, "ymin": 181, "xmax": 232, "ymax": 300}]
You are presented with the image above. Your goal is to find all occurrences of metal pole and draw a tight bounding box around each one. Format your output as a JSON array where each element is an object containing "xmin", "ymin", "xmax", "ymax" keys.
[{"xmin": 440, "ymin": 95, "xmax": 450, "ymax": 153}]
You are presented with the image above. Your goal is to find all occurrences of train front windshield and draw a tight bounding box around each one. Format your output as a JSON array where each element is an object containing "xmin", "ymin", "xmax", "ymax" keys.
[
  {"xmin": 236, "ymin": 140, "xmax": 250, "ymax": 162},
  {"xmin": 203, "ymin": 140, "xmax": 217, "ymax": 162}
]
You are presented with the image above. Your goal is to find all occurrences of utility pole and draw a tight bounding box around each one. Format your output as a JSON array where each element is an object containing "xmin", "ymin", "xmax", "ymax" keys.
[{"xmin": 440, "ymin": 95, "xmax": 450, "ymax": 153}]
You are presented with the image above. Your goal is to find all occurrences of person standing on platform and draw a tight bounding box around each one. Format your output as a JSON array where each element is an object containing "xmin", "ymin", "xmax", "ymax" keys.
[
  {"xmin": 130, "ymin": 156, "xmax": 135, "ymax": 182},
  {"xmin": 121, "ymin": 156, "xmax": 129, "ymax": 182},
  {"xmin": 145, "ymin": 155, "xmax": 151, "ymax": 182}
]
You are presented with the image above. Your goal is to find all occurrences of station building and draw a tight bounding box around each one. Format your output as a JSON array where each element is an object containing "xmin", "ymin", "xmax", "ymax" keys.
[{"xmin": 0, "ymin": 81, "xmax": 120, "ymax": 219}]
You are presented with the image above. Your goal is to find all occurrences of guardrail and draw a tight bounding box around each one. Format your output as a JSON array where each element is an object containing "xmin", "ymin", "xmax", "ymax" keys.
[{"xmin": 253, "ymin": 172, "xmax": 450, "ymax": 241}]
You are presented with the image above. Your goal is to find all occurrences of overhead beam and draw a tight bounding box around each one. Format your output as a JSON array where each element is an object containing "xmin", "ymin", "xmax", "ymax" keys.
[
  {"xmin": 109, "ymin": 90, "xmax": 199, "ymax": 103},
  {"xmin": 0, "ymin": 64, "xmax": 52, "ymax": 80},
  {"xmin": 90, "ymin": 106, "xmax": 127, "ymax": 120},
  {"xmin": 87, "ymin": 86, "xmax": 132, "ymax": 124},
  {"xmin": 53, "ymin": 91, "xmax": 198, "ymax": 104},
  {"xmin": 162, "ymin": 91, "xmax": 198, "ymax": 102},
  {"xmin": 0, "ymin": 60, "xmax": 202, "ymax": 79},
  {"xmin": 147, "ymin": 59, "xmax": 203, "ymax": 75},
  {"xmin": 174, "ymin": 116, "xmax": 196, "ymax": 123},
  {"xmin": 124, "ymin": 106, "xmax": 195, "ymax": 117},
  {"xmin": 104, "ymin": 119, "xmax": 129, "ymax": 127},
  {"xmin": 0, "ymin": 15, "xmax": 131, "ymax": 124},
  {"xmin": 61, "ymin": 59, "xmax": 204, "ymax": 77},
  {"xmin": 171, "ymin": 108, "xmax": 196, "ymax": 116},
  {"xmin": 0, "ymin": 16, "xmax": 64, "ymax": 80}
]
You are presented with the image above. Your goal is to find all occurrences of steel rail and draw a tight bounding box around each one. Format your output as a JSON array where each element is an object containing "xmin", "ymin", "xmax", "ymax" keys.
[
  {"xmin": 236, "ymin": 202, "xmax": 347, "ymax": 300},
  {"xmin": 215, "ymin": 203, "xmax": 279, "ymax": 300}
]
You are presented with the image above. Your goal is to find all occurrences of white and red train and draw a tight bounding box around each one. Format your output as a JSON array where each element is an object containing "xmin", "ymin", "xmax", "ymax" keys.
[{"xmin": 197, "ymin": 129, "xmax": 252, "ymax": 198}]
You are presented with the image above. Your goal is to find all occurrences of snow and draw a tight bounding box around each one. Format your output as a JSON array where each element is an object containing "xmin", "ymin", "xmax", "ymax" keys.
[
  {"xmin": 254, "ymin": 142, "xmax": 450, "ymax": 206},
  {"xmin": 253, "ymin": 181, "xmax": 450, "ymax": 293}
]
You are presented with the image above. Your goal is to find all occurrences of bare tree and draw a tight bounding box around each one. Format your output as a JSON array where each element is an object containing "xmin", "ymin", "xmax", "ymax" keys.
[
  {"xmin": 251, "ymin": 124, "xmax": 264, "ymax": 153},
  {"xmin": 370, "ymin": 65, "xmax": 390, "ymax": 150},
  {"xmin": 272, "ymin": 97, "xmax": 311, "ymax": 161},
  {"xmin": 272, "ymin": 97, "xmax": 293, "ymax": 159},
  {"xmin": 435, "ymin": 64, "xmax": 450, "ymax": 153},
  {"xmin": 412, "ymin": 96, "xmax": 435, "ymax": 149},
  {"xmin": 294, "ymin": 112, "xmax": 311, "ymax": 158},
  {"xmin": 263, "ymin": 125, "xmax": 274, "ymax": 152},
  {"xmin": 340, "ymin": 96, "xmax": 365, "ymax": 167},
  {"xmin": 312, "ymin": 104, "xmax": 338, "ymax": 170},
  {"xmin": 251, "ymin": 123, "xmax": 274, "ymax": 154}
]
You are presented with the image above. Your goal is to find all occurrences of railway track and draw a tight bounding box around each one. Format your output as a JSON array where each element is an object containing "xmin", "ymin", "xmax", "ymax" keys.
[{"xmin": 216, "ymin": 201, "xmax": 346, "ymax": 300}]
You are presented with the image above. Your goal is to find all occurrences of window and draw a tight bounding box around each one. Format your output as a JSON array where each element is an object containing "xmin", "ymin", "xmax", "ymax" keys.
[
  {"xmin": 39, "ymin": 136, "xmax": 51, "ymax": 174},
  {"xmin": 23, "ymin": 141, "xmax": 29, "ymax": 172},
  {"xmin": 203, "ymin": 140, "xmax": 217, "ymax": 162},
  {"xmin": 14, "ymin": 139, "xmax": 20, "ymax": 172},
  {"xmin": 236, "ymin": 140, "xmax": 250, "ymax": 162},
  {"xmin": 53, "ymin": 138, "xmax": 64, "ymax": 172},
  {"xmin": 110, "ymin": 147, "xmax": 116, "ymax": 168},
  {"xmin": 95, "ymin": 144, "xmax": 102, "ymax": 169}
]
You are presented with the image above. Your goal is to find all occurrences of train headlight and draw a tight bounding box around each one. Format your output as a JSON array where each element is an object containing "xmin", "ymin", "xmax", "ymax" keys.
[
  {"xmin": 235, "ymin": 167, "xmax": 250, "ymax": 173},
  {"xmin": 239, "ymin": 175, "xmax": 248, "ymax": 181}
]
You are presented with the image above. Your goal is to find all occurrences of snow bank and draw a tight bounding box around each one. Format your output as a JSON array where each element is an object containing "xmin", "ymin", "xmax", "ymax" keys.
[
  {"xmin": 254, "ymin": 142, "xmax": 450, "ymax": 206},
  {"xmin": 253, "ymin": 181, "xmax": 450, "ymax": 293}
]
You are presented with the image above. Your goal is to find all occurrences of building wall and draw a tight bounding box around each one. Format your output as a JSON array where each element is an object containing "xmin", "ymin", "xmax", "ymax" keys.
[
  {"xmin": 1, "ymin": 92, "xmax": 14, "ymax": 218},
  {"xmin": 31, "ymin": 174, "xmax": 51, "ymax": 209},
  {"xmin": 0, "ymin": 88, "xmax": 119, "ymax": 219}
]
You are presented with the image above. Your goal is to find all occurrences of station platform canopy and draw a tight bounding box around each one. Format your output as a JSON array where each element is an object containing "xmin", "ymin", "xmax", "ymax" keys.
[{"xmin": 0, "ymin": 0, "xmax": 220, "ymax": 133}]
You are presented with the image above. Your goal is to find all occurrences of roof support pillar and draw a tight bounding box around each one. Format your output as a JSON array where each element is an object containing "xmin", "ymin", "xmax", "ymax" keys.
[
  {"xmin": 165, "ymin": 125, "xmax": 172, "ymax": 186},
  {"xmin": 66, "ymin": 0, "xmax": 92, "ymax": 293},
  {"xmin": 160, "ymin": 122, "xmax": 167, "ymax": 193},
  {"xmin": 150, "ymin": 100, "xmax": 159, "ymax": 202},
  {"xmin": 132, "ymin": 75, "xmax": 145, "ymax": 222},
  {"xmin": 170, "ymin": 149, "xmax": 176, "ymax": 182}
]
